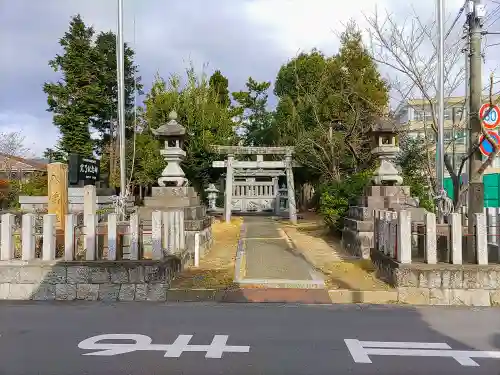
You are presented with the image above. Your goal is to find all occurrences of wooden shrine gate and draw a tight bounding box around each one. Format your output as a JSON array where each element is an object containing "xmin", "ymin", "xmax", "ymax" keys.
[{"xmin": 231, "ymin": 179, "xmax": 277, "ymax": 212}]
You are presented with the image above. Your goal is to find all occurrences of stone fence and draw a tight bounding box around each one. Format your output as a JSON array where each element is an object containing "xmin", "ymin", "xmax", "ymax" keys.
[
  {"xmin": 0, "ymin": 210, "xmax": 205, "ymax": 262},
  {"xmin": 0, "ymin": 210, "xmax": 215, "ymax": 302},
  {"xmin": 371, "ymin": 210, "xmax": 500, "ymax": 306},
  {"xmin": 373, "ymin": 210, "xmax": 493, "ymax": 265}
]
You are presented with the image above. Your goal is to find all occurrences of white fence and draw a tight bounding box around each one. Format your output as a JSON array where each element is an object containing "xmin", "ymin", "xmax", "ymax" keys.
[
  {"xmin": 374, "ymin": 210, "xmax": 492, "ymax": 265},
  {"xmin": 0, "ymin": 210, "xmax": 185, "ymax": 262}
]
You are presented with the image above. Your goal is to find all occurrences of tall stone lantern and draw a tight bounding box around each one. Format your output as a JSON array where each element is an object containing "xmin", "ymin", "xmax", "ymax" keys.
[
  {"xmin": 152, "ymin": 111, "xmax": 188, "ymax": 187},
  {"xmin": 369, "ymin": 117, "xmax": 403, "ymax": 186}
]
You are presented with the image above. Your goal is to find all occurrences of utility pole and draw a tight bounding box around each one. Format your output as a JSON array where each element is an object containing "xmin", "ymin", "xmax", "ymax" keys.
[
  {"xmin": 467, "ymin": 0, "xmax": 485, "ymax": 259},
  {"xmin": 117, "ymin": 0, "xmax": 127, "ymax": 219},
  {"xmin": 436, "ymin": 0, "xmax": 446, "ymax": 223}
]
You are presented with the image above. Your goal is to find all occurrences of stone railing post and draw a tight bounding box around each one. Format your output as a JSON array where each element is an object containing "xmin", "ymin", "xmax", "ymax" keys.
[
  {"xmin": 475, "ymin": 212, "xmax": 488, "ymax": 265},
  {"xmin": 1, "ymin": 213, "xmax": 14, "ymax": 260},
  {"xmin": 425, "ymin": 212, "xmax": 437, "ymax": 264},
  {"xmin": 163, "ymin": 211, "xmax": 175, "ymax": 255},
  {"xmin": 389, "ymin": 212, "xmax": 397, "ymax": 258},
  {"xmin": 22, "ymin": 214, "xmax": 36, "ymax": 261},
  {"xmin": 179, "ymin": 209, "xmax": 185, "ymax": 250},
  {"xmin": 378, "ymin": 211, "xmax": 385, "ymax": 254},
  {"xmin": 42, "ymin": 214, "xmax": 57, "ymax": 261},
  {"xmin": 129, "ymin": 213, "xmax": 140, "ymax": 260},
  {"xmin": 151, "ymin": 211, "xmax": 163, "ymax": 260},
  {"xmin": 85, "ymin": 214, "xmax": 97, "ymax": 261},
  {"xmin": 384, "ymin": 211, "xmax": 392, "ymax": 256},
  {"xmin": 194, "ymin": 232, "xmax": 201, "ymax": 267},
  {"xmin": 64, "ymin": 214, "xmax": 76, "ymax": 261},
  {"xmin": 397, "ymin": 210, "xmax": 412, "ymax": 264},
  {"xmin": 173, "ymin": 210, "xmax": 181, "ymax": 252},
  {"xmin": 449, "ymin": 213, "xmax": 462, "ymax": 264},
  {"xmin": 107, "ymin": 213, "xmax": 118, "ymax": 261}
]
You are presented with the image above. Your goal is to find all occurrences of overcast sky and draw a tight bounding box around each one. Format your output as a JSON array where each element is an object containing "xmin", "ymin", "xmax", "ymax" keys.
[{"xmin": 1, "ymin": 0, "xmax": 499, "ymax": 157}]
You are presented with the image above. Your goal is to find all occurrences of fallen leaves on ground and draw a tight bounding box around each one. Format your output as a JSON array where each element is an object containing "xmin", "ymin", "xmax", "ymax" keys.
[
  {"xmin": 278, "ymin": 214, "xmax": 392, "ymax": 291},
  {"xmin": 170, "ymin": 217, "xmax": 243, "ymax": 290}
]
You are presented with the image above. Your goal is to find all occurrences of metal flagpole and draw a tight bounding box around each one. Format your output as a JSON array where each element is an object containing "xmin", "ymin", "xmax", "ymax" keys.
[
  {"xmin": 117, "ymin": 0, "xmax": 127, "ymax": 219},
  {"xmin": 436, "ymin": 0, "xmax": 446, "ymax": 221}
]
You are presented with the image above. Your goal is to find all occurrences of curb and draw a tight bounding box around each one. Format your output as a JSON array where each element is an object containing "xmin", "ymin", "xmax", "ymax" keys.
[{"xmin": 233, "ymin": 224, "xmax": 247, "ymax": 282}]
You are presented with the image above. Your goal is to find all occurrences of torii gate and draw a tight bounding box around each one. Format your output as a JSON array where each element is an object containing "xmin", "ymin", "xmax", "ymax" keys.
[{"xmin": 212, "ymin": 146, "xmax": 298, "ymax": 224}]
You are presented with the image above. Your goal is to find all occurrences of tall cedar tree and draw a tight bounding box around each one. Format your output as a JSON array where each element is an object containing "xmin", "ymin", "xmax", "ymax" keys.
[
  {"xmin": 209, "ymin": 70, "xmax": 230, "ymax": 107},
  {"xmin": 43, "ymin": 15, "xmax": 142, "ymax": 175},
  {"xmin": 43, "ymin": 15, "xmax": 97, "ymax": 157}
]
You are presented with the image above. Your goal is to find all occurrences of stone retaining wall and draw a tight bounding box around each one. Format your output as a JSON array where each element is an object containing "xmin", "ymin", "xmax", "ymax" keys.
[
  {"xmin": 0, "ymin": 259, "xmax": 183, "ymax": 301},
  {"xmin": 371, "ymin": 249, "xmax": 500, "ymax": 306}
]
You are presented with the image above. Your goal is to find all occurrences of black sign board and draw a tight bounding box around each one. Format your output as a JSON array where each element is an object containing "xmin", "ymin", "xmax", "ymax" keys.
[{"xmin": 68, "ymin": 153, "xmax": 100, "ymax": 185}]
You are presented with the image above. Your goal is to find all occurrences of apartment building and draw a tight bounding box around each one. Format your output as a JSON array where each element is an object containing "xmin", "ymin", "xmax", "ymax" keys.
[{"xmin": 395, "ymin": 96, "xmax": 500, "ymax": 169}]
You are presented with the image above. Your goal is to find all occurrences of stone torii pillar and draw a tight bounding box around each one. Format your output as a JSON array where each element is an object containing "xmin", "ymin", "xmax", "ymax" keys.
[
  {"xmin": 224, "ymin": 155, "xmax": 234, "ymax": 222},
  {"xmin": 273, "ymin": 176, "xmax": 280, "ymax": 215},
  {"xmin": 285, "ymin": 154, "xmax": 297, "ymax": 224}
]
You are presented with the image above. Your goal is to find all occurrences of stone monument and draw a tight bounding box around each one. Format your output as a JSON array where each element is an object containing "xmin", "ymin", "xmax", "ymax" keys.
[
  {"xmin": 139, "ymin": 111, "xmax": 213, "ymax": 262},
  {"xmin": 341, "ymin": 117, "xmax": 427, "ymax": 259}
]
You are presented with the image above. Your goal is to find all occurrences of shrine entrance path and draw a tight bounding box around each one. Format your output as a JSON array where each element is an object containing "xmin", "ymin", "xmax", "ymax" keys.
[{"xmin": 241, "ymin": 216, "xmax": 321, "ymax": 282}]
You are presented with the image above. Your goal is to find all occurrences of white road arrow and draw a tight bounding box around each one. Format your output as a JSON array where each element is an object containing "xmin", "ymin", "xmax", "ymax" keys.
[{"xmin": 345, "ymin": 339, "xmax": 500, "ymax": 367}]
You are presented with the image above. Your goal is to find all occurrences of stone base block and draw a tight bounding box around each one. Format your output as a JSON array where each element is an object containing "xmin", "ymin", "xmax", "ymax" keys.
[
  {"xmin": 184, "ymin": 205, "xmax": 207, "ymax": 220},
  {"xmin": 370, "ymin": 248, "xmax": 500, "ymax": 306},
  {"xmin": 343, "ymin": 218, "xmax": 373, "ymax": 232},
  {"xmin": 364, "ymin": 185, "xmax": 411, "ymax": 197},
  {"xmin": 0, "ymin": 259, "xmax": 182, "ymax": 302},
  {"xmin": 347, "ymin": 206, "xmax": 374, "ymax": 221},
  {"xmin": 185, "ymin": 217, "xmax": 212, "ymax": 231},
  {"xmin": 151, "ymin": 186, "xmax": 197, "ymax": 198},
  {"xmin": 341, "ymin": 228, "xmax": 372, "ymax": 259}
]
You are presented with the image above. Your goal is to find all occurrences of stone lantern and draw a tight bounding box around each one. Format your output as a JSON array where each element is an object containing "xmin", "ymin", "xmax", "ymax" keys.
[
  {"xmin": 369, "ymin": 117, "xmax": 403, "ymax": 186},
  {"xmin": 152, "ymin": 111, "xmax": 188, "ymax": 187},
  {"xmin": 204, "ymin": 183, "xmax": 219, "ymax": 210}
]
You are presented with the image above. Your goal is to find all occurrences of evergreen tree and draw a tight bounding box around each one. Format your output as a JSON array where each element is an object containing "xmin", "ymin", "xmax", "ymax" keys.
[
  {"xmin": 209, "ymin": 70, "xmax": 230, "ymax": 107},
  {"xmin": 232, "ymin": 77, "xmax": 273, "ymax": 146},
  {"xmin": 43, "ymin": 14, "xmax": 99, "ymax": 158}
]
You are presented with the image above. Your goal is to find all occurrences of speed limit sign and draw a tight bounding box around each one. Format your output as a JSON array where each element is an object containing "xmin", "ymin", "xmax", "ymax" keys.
[{"xmin": 479, "ymin": 103, "xmax": 500, "ymax": 129}]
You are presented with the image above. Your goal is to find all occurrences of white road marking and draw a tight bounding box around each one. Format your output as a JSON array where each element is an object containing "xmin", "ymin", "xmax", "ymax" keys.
[
  {"xmin": 78, "ymin": 333, "xmax": 250, "ymax": 358},
  {"xmin": 345, "ymin": 339, "xmax": 500, "ymax": 367}
]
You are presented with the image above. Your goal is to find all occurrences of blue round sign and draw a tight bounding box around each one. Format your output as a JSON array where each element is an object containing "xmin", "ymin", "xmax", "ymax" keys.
[{"xmin": 479, "ymin": 131, "xmax": 500, "ymax": 157}]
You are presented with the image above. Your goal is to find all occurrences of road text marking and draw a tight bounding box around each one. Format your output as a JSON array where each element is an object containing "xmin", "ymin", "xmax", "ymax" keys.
[
  {"xmin": 345, "ymin": 339, "xmax": 500, "ymax": 367},
  {"xmin": 78, "ymin": 334, "xmax": 250, "ymax": 358}
]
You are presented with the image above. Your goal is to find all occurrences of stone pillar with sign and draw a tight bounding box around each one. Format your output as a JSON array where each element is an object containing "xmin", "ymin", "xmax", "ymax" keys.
[
  {"xmin": 47, "ymin": 163, "xmax": 69, "ymax": 232},
  {"xmin": 68, "ymin": 153, "xmax": 101, "ymax": 186}
]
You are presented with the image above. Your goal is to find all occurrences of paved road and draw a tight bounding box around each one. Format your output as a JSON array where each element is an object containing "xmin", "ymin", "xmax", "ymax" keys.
[
  {"xmin": 243, "ymin": 216, "xmax": 315, "ymax": 280},
  {"xmin": 1, "ymin": 302, "xmax": 500, "ymax": 374}
]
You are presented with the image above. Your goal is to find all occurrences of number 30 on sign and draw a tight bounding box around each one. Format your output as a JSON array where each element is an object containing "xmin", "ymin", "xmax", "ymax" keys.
[{"xmin": 479, "ymin": 103, "xmax": 500, "ymax": 129}]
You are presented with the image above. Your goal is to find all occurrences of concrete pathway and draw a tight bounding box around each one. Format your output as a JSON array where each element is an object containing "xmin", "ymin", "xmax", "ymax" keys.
[{"xmin": 242, "ymin": 216, "xmax": 318, "ymax": 281}]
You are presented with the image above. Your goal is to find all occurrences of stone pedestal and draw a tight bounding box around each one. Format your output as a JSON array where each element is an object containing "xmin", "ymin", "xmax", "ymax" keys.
[
  {"xmin": 139, "ymin": 187, "xmax": 213, "ymax": 263},
  {"xmin": 342, "ymin": 185, "xmax": 427, "ymax": 259}
]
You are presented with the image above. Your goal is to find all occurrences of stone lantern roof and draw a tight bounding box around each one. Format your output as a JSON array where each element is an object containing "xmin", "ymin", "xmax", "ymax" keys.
[
  {"xmin": 370, "ymin": 116, "xmax": 397, "ymax": 134},
  {"xmin": 152, "ymin": 111, "xmax": 186, "ymax": 138}
]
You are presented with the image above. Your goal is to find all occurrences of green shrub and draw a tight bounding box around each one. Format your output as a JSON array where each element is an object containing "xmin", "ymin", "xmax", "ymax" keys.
[{"xmin": 318, "ymin": 170, "xmax": 372, "ymax": 232}]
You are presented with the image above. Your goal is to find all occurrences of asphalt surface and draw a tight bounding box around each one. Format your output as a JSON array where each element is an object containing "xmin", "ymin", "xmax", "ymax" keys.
[
  {"xmin": 0, "ymin": 302, "xmax": 500, "ymax": 375},
  {"xmin": 243, "ymin": 217, "xmax": 314, "ymax": 280}
]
